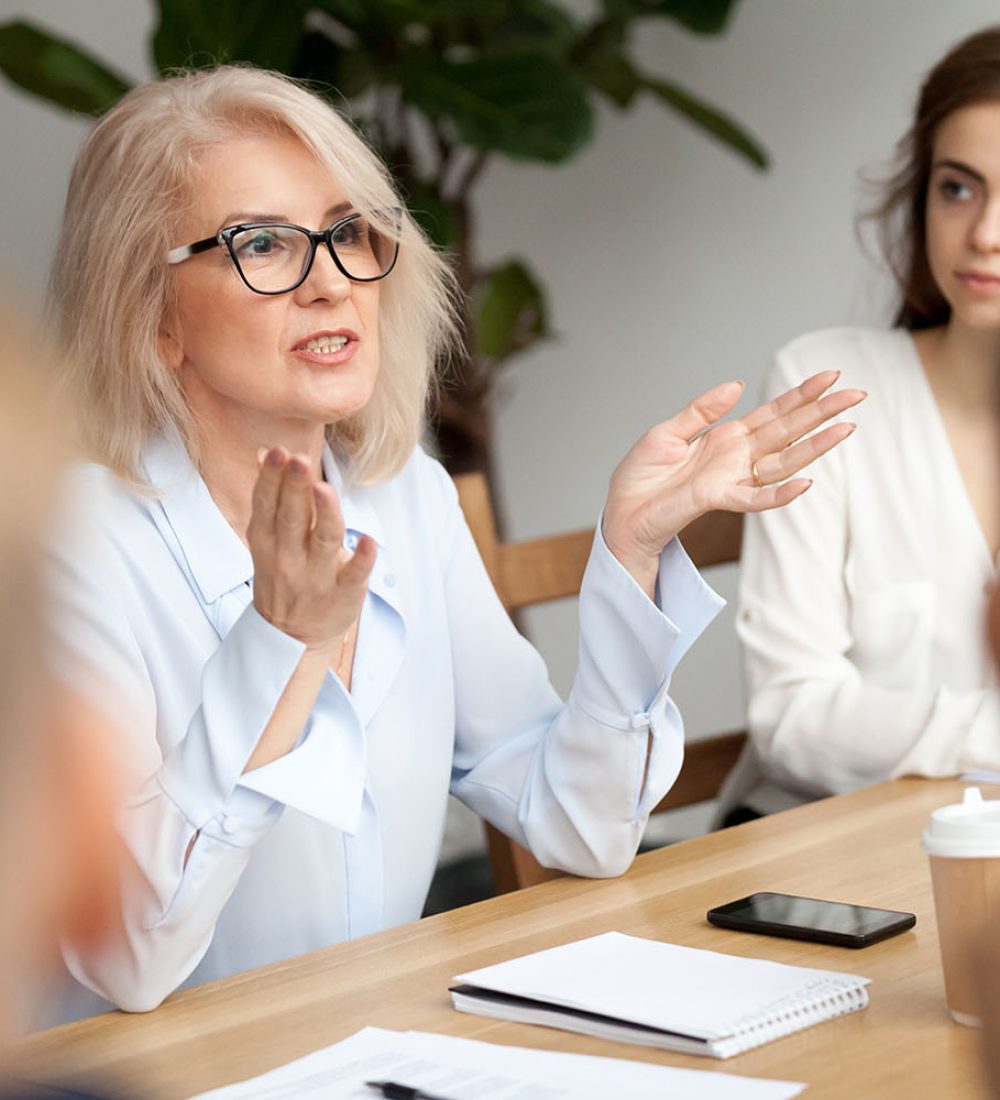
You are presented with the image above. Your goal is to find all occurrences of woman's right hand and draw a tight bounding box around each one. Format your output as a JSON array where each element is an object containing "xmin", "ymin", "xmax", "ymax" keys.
[{"xmin": 248, "ymin": 447, "xmax": 376, "ymax": 654}]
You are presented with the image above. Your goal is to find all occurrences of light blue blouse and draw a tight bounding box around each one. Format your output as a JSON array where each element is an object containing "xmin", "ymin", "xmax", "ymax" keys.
[{"xmin": 48, "ymin": 432, "xmax": 722, "ymax": 1018}]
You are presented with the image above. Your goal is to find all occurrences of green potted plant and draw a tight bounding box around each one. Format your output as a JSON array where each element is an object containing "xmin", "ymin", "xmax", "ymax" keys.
[{"xmin": 0, "ymin": 0, "xmax": 767, "ymax": 489}]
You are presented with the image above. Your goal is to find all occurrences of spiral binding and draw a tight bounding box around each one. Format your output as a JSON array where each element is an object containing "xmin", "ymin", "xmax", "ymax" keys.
[{"xmin": 712, "ymin": 976, "xmax": 870, "ymax": 1058}]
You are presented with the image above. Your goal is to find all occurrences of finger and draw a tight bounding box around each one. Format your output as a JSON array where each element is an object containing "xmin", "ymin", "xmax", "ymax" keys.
[
  {"xmin": 309, "ymin": 482, "xmax": 346, "ymax": 560},
  {"xmin": 337, "ymin": 533, "xmax": 377, "ymax": 591},
  {"xmin": 274, "ymin": 454, "xmax": 315, "ymax": 559},
  {"xmin": 728, "ymin": 478, "xmax": 813, "ymax": 513},
  {"xmin": 739, "ymin": 370, "xmax": 841, "ymax": 433},
  {"xmin": 248, "ymin": 447, "xmax": 287, "ymax": 540},
  {"xmin": 667, "ymin": 380, "xmax": 745, "ymax": 442},
  {"xmin": 750, "ymin": 387, "xmax": 865, "ymax": 456},
  {"xmin": 754, "ymin": 422, "xmax": 856, "ymax": 484}
]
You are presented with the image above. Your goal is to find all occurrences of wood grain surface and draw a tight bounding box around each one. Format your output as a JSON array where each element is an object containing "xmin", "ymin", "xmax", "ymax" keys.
[{"xmin": 10, "ymin": 777, "xmax": 996, "ymax": 1099}]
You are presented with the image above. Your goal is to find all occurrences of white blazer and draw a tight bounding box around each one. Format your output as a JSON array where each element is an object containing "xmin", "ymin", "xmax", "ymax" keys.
[
  {"xmin": 721, "ymin": 327, "xmax": 1000, "ymax": 818},
  {"xmin": 47, "ymin": 433, "xmax": 722, "ymax": 1021}
]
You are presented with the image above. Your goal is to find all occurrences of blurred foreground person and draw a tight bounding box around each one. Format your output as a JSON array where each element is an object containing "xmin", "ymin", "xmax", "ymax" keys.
[{"xmin": 0, "ymin": 308, "xmax": 122, "ymax": 1093}]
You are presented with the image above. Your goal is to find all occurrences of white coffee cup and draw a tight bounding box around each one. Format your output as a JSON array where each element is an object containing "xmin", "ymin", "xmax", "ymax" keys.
[{"xmin": 922, "ymin": 787, "xmax": 1000, "ymax": 1026}]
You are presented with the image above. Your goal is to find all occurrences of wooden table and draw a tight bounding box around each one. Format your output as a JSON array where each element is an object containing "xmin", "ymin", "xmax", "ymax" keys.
[{"xmin": 12, "ymin": 777, "xmax": 998, "ymax": 1098}]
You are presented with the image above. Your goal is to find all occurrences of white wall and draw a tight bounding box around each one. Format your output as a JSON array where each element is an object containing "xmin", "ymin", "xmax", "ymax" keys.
[
  {"xmin": 478, "ymin": 0, "xmax": 999, "ymax": 743},
  {"xmin": 0, "ymin": 0, "xmax": 996, "ymax": 822}
]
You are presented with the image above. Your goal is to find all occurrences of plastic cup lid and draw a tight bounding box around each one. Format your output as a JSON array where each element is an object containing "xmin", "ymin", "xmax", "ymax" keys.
[{"xmin": 921, "ymin": 788, "xmax": 1000, "ymax": 858}]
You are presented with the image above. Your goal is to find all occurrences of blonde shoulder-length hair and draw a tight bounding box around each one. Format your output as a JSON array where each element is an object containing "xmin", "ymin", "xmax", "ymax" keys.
[{"xmin": 51, "ymin": 65, "xmax": 459, "ymax": 485}]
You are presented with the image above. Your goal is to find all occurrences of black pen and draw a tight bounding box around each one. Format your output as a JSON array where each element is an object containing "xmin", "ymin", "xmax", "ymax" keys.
[{"xmin": 365, "ymin": 1081, "xmax": 459, "ymax": 1100}]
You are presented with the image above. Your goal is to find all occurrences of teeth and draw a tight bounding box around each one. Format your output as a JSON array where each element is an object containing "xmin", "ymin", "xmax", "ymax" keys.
[{"xmin": 303, "ymin": 335, "xmax": 348, "ymax": 353}]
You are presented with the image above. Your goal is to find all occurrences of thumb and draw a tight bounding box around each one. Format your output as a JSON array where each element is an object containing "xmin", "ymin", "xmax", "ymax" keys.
[{"xmin": 338, "ymin": 533, "xmax": 377, "ymax": 590}]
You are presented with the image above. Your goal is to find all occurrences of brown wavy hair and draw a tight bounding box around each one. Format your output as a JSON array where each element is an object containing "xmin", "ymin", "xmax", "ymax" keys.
[{"xmin": 870, "ymin": 26, "xmax": 1000, "ymax": 330}]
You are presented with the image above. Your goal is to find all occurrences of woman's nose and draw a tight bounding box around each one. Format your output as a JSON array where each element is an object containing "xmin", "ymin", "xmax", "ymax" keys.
[
  {"xmin": 295, "ymin": 242, "xmax": 352, "ymax": 303},
  {"xmin": 971, "ymin": 198, "xmax": 1000, "ymax": 253}
]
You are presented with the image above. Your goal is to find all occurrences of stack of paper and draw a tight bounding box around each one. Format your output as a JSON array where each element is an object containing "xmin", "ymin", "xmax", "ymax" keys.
[
  {"xmin": 450, "ymin": 931, "xmax": 870, "ymax": 1058},
  {"xmin": 189, "ymin": 1026, "xmax": 805, "ymax": 1099}
]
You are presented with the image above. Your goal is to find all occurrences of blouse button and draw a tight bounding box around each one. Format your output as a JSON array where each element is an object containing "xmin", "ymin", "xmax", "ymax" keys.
[{"xmin": 384, "ymin": 573, "xmax": 396, "ymax": 588}]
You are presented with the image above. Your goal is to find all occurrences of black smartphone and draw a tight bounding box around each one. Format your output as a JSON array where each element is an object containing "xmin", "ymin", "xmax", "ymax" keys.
[{"xmin": 706, "ymin": 891, "xmax": 916, "ymax": 948}]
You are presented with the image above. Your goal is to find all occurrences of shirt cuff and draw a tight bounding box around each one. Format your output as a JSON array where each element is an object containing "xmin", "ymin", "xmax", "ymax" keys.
[
  {"xmin": 572, "ymin": 518, "xmax": 724, "ymax": 724},
  {"xmin": 158, "ymin": 604, "xmax": 307, "ymax": 828},
  {"xmin": 199, "ymin": 786, "xmax": 284, "ymax": 848},
  {"xmin": 657, "ymin": 535, "xmax": 728, "ymax": 662},
  {"xmin": 237, "ymin": 675, "xmax": 367, "ymax": 834}
]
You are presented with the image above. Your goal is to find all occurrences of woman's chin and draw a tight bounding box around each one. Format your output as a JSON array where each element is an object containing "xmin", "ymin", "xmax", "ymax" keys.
[
  {"xmin": 303, "ymin": 379, "xmax": 378, "ymax": 425},
  {"xmin": 313, "ymin": 399, "xmax": 373, "ymax": 428}
]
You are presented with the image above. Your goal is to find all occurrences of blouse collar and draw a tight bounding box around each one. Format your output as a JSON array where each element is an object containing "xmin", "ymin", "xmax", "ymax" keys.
[{"xmin": 141, "ymin": 429, "xmax": 385, "ymax": 607}]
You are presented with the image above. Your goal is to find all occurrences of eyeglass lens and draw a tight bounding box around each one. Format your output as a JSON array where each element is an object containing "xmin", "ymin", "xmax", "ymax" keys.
[{"xmin": 229, "ymin": 215, "xmax": 395, "ymax": 292}]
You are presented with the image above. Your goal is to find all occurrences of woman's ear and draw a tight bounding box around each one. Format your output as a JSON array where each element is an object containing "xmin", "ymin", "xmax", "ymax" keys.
[{"xmin": 158, "ymin": 313, "xmax": 184, "ymax": 372}]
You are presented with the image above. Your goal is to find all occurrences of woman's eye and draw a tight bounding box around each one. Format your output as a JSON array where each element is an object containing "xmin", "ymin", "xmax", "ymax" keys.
[
  {"xmin": 231, "ymin": 228, "xmax": 293, "ymax": 261},
  {"xmin": 241, "ymin": 232, "xmax": 277, "ymax": 255},
  {"xmin": 333, "ymin": 221, "xmax": 365, "ymax": 248},
  {"xmin": 938, "ymin": 177, "xmax": 974, "ymax": 202}
]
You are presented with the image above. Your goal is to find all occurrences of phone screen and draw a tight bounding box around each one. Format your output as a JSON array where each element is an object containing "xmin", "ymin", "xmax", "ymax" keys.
[{"xmin": 707, "ymin": 891, "xmax": 916, "ymax": 947}]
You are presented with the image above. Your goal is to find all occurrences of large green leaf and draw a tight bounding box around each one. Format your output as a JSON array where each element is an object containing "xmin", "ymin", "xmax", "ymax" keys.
[
  {"xmin": 0, "ymin": 21, "xmax": 131, "ymax": 115},
  {"xmin": 153, "ymin": 0, "xmax": 312, "ymax": 72},
  {"xmin": 405, "ymin": 180, "xmax": 457, "ymax": 251},
  {"xmin": 572, "ymin": 20, "xmax": 640, "ymax": 108},
  {"xmin": 643, "ymin": 75, "xmax": 768, "ymax": 170},
  {"xmin": 292, "ymin": 30, "xmax": 376, "ymax": 100},
  {"xmin": 646, "ymin": 0, "xmax": 737, "ymax": 33},
  {"xmin": 400, "ymin": 52, "xmax": 593, "ymax": 163},
  {"xmin": 473, "ymin": 259, "xmax": 550, "ymax": 361},
  {"xmin": 311, "ymin": 0, "xmax": 427, "ymax": 45},
  {"xmin": 425, "ymin": 0, "xmax": 577, "ymax": 53},
  {"xmin": 601, "ymin": 0, "xmax": 738, "ymax": 35},
  {"xmin": 310, "ymin": 0, "xmax": 371, "ymax": 31},
  {"xmin": 482, "ymin": 0, "xmax": 578, "ymax": 51}
]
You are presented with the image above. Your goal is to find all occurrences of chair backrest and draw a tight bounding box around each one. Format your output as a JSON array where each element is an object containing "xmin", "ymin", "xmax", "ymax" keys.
[{"xmin": 453, "ymin": 471, "xmax": 746, "ymax": 894}]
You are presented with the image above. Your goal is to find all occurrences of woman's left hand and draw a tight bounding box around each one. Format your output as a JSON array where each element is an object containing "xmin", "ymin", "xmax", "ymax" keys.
[{"xmin": 602, "ymin": 370, "xmax": 865, "ymax": 594}]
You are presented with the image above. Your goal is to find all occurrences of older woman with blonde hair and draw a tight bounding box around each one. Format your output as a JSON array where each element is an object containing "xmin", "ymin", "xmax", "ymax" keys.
[{"xmin": 46, "ymin": 65, "xmax": 862, "ymax": 1020}]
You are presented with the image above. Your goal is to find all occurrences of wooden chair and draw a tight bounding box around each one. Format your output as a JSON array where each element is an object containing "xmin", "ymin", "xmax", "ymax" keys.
[{"xmin": 454, "ymin": 471, "xmax": 746, "ymax": 894}]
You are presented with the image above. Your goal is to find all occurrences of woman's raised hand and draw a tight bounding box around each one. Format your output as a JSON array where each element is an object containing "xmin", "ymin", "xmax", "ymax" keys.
[
  {"xmin": 248, "ymin": 448, "xmax": 375, "ymax": 654},
  {"xmin": 601, "ymin": 370, "xmax": 866, "ymax": 593}
]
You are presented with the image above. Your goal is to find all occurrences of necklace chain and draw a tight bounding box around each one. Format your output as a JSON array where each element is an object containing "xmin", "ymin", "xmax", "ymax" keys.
[{"xmin": 335, "ymin": 621, "xmax": 356, "ymax": 680}]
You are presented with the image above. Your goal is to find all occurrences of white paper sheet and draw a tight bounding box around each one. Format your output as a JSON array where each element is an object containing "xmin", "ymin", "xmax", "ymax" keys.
[{"xmin": 187, "ymin": 1026, "xmax": 805, "ymax": 1100}]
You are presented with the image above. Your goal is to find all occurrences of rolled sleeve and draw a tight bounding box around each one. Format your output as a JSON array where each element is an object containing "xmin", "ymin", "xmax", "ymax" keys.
[
  {"xmin": 573, "ymin": 518, "xmax": 725, "ymax": 725},
  {"xmin": 447, "ymin": 482, "xmax": 724, "ymax": 877},
  {"xmin": 238, "ymin": 677, "xmax": 367, "ymax": 834},
  {"xmin": 198, "ymin": 786, "xmax": 283, "ymax": 849}
]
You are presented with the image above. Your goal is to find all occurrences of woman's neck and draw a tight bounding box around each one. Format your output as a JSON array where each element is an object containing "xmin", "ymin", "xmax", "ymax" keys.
[
  {"xmin": 916, "ymin": 322, "xmax": 1000, "ymax": 413},
  {"xmin": 192, "ymin": 416, "xmax": 327, "ymax": 542}
]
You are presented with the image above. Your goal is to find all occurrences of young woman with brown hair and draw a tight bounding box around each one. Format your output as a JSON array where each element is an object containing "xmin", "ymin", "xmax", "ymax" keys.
[{"xmin": 723, "ymin": 26, "xmax": 1000, "ymax": 822}]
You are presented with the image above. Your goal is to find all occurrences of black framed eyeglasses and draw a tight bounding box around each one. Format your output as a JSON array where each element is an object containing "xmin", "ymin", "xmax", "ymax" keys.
[{"xmin": 166, "ymin": 210, "xmax": 399, "ymax": 295}]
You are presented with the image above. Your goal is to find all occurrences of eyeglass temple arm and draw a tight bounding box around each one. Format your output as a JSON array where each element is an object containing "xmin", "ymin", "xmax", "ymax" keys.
[{"xmin": 166, "ymin": 236, "xmax": 222, "ymax": 265}]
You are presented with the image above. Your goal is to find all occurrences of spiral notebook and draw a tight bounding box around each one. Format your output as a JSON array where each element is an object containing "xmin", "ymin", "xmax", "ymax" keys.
[{"xmin": 450, "ymin": 931, "xmax": 870, "ymax": 1059}]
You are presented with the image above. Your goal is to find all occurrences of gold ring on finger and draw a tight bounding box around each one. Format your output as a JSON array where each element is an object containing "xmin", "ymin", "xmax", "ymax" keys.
[{"xmin": 751, "ymin": 458, "xmax": 765, "ymax": 489}]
